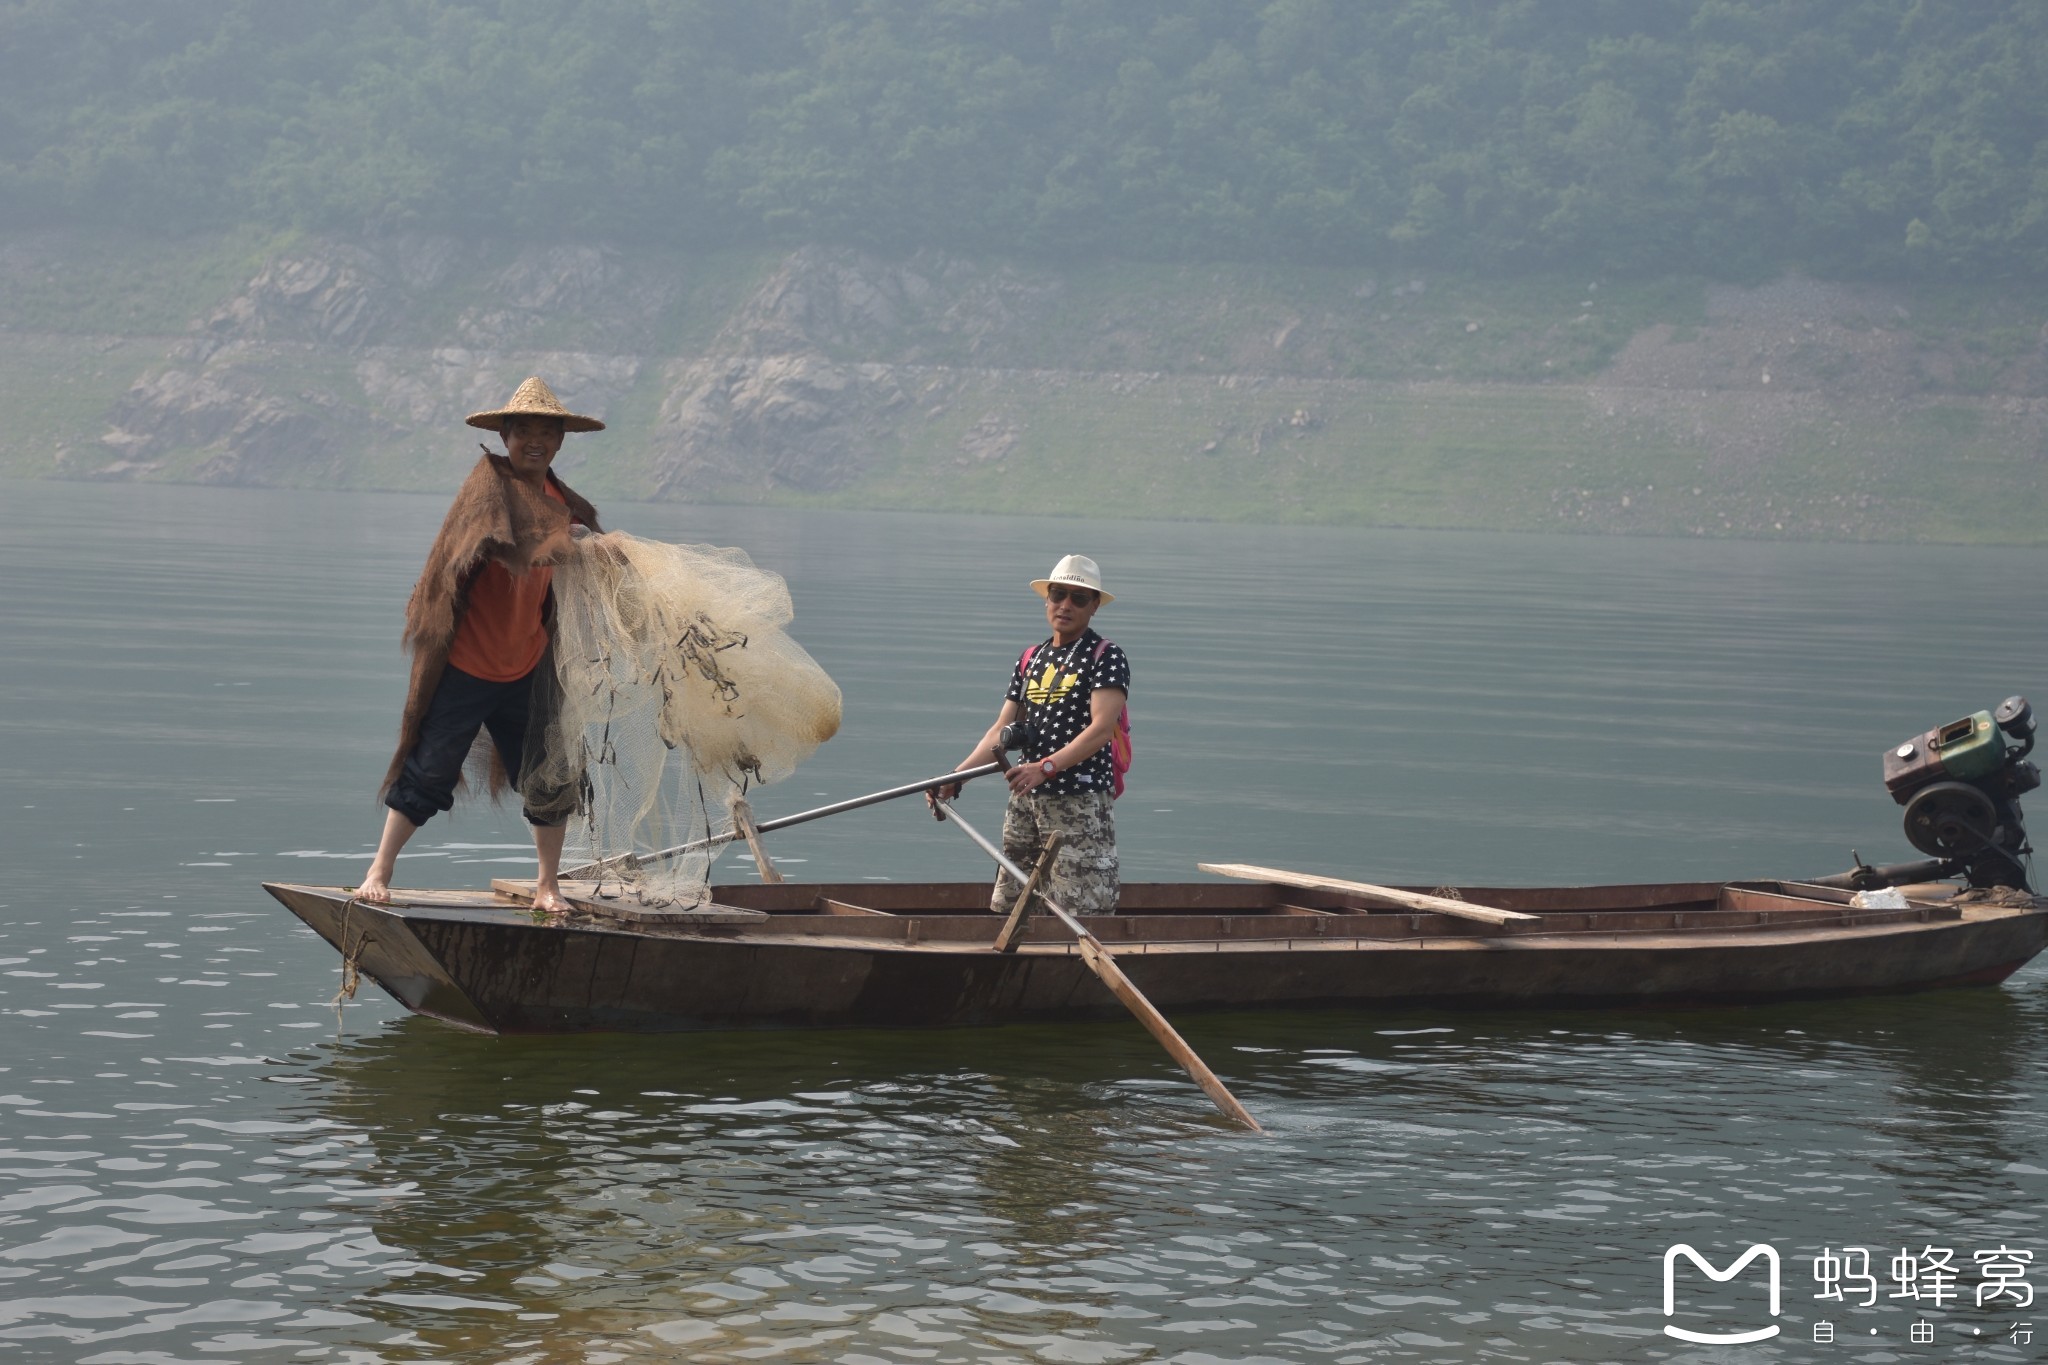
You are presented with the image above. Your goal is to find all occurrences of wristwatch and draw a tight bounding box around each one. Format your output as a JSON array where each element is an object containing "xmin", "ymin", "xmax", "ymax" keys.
[{"xmin": 1039, "ymin": 759, "xmax": 1058, "ymax": 777}]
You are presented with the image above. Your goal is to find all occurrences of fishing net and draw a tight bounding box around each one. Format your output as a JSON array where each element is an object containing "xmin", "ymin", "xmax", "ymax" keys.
[{"xmin": 523, "ymin": 531, "xmax": 841, "ymax": 907}]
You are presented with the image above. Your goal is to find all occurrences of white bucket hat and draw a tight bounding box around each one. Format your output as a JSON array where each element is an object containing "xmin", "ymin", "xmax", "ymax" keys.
[{"xmin": 1030, "ymin": 554, "xmax": 1114, "ymax": 604}]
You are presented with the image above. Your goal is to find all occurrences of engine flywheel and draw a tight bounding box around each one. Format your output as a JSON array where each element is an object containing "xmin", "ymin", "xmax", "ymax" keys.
[{"xmin": 1902, "ymin": 781, "xmax": 1999, "ymax": 858}]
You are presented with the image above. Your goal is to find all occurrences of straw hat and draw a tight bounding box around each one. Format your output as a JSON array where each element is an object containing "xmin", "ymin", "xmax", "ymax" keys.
[
  {"xmin": 1030, "ymin": 554, "xmax": 1114, "ymax": 603},
  {"xmin": 465, "ymin": 376, "xmax": 605, "ymax": 433}
]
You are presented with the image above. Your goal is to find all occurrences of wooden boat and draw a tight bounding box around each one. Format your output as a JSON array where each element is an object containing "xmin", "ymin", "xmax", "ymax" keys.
[{"xmin": 262, "ymin": 875, "xmax": 2048, "ymax": 1035}]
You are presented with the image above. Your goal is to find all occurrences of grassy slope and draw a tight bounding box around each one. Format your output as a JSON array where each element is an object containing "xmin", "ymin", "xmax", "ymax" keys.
[
  {"xmin": 0, "ymin": 229, "xmax": 282, "ymax": 474},
  {"xmin": 1, "ymin": 333, "xmax": 162, "ymax": 472},
  {"xmin": 811, "ymin": 376, "xmax": 1609, "ymax": 527},
  {"xmin": 723, "ymin": 363, "xmax": 2048, "ymax": 544},
  {"xmin": 715, "ymin": 268, "xmax": 2048, "ymax": 543},
  {"xmin": 706, "ymin": 269, "xmax": 1720, "ymax": 525}
]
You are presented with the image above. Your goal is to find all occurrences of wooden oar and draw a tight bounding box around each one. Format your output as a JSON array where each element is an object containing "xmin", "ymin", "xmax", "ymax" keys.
[
  {"xmin": 994, "ymin": 832, "xmax": 1061, "ymax": 953},
  {"xmin": 1198, "ymin": 863, "xmax": 1539, "ymax": 925},
  {"xmin": 728, "ymin": 793, "xmax": 783, "ymax": 884},
  {"xmin": 562, "ymin": 760, "xmax": 1008, "ymax": 879},
  {"xmin": 935, "ymin": 799, "xmax": 1262, "ymax": 1133}
]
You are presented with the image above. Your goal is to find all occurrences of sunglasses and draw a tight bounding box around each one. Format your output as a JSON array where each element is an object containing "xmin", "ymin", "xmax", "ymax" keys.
[{"xmin": 1045, "ymin": 586, "xmax": 1097, "ymax": 606}]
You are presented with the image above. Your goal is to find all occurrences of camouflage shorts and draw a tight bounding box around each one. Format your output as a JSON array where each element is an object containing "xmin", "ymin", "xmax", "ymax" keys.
[{"xmin": 990, "ymin": 790, "xmax": 1120, "ymax": 915}]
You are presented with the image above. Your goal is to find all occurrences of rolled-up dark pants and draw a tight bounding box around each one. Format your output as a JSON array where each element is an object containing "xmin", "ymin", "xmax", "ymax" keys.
[{"xmin": 385, "ymin": 663, "xmax": 566, "ymax": 828}]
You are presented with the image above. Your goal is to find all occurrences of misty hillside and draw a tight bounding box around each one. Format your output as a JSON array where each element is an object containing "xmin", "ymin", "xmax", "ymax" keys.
[
  {"xmin": 3, "ymin": 2, "xmax": 2046, "ymax": 541},
  {"xmin": 4, "ymin": 1, "xmax": 2046, "ymax": 280}
]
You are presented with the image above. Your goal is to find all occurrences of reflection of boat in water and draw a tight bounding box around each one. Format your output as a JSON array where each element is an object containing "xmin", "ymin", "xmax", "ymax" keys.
[{"xmin": 262, "ymin": 875, "xmax": 2047, "ymax": 1035}]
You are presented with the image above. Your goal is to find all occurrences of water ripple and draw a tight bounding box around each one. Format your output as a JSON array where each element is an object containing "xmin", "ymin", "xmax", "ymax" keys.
[{"xmin": 4, "ymin": 486, "xmax": 2048, "ymax": 1359}]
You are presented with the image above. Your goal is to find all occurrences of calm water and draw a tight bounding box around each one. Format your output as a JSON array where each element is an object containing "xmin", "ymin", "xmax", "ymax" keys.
[{"xmin": 2, "ymin": 479, "xmax": 2046, "ymax": 1363}]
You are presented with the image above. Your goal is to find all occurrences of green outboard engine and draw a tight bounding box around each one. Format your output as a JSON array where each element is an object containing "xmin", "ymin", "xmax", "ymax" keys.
[{"xmin": 1881, "ymin": 697, "xmax": 2038, "ymax": 890}]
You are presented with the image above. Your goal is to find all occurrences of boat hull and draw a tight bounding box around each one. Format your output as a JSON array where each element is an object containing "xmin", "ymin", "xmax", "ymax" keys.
[{"xmin": 265, "ymin": 881, "xmax": 2048, "ymax": 1034}]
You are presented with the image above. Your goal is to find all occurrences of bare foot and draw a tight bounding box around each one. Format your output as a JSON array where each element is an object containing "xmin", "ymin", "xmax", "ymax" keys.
[
  {"xmin": 359, "ymin": 812, "xmax": 416, "ymax": 904},
  {"xmin": 532, "ymin": 885, "xmax": 571, "ymax": 919}
]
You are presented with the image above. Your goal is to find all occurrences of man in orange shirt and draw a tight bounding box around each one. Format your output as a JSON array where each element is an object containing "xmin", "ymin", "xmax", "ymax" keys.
[{"xmin": 357, "ymin": 377, "xmax": 603, "ymax": 917}]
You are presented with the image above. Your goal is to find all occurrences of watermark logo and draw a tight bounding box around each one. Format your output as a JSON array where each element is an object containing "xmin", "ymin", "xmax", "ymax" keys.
[
  {"xmin": 1658, "ymin": 1239, "xmax": 2036, "ymax": 1345},
  {"xmin": 1663, "ymin": 1243, "xmax": 1782, "ymax": 1344}
]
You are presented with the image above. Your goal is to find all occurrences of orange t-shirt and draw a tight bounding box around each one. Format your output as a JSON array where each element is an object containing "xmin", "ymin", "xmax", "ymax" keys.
[{"xmin": 445, "ymin": 482, "xmax": 568, "ymax": 682}]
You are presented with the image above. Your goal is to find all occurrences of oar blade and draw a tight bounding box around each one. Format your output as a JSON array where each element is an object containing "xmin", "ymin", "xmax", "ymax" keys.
[
  {"xmin": 936, "ymin": 799, "xmax": 1262, "ymax": 1133},
  {"xmin": 1074, "ymin": 934, "xmax": 1263, "ymax": 1133}
]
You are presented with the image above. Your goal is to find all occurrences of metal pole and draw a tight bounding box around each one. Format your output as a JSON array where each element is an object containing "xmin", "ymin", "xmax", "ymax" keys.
[{"xmin": 561, "ymin": 761, "xmax": 1007, "ymax": 879}]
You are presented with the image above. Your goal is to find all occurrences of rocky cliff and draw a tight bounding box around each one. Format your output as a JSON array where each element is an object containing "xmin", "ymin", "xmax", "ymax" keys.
[{"xmin": 4, "ymin": 231, "xmax": 2045, "ymax": 541}]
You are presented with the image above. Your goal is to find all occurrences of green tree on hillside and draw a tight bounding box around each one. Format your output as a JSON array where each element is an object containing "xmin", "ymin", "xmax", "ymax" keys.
[{"xmin": 2, "ymin": 0, "xmax": 2046, "ymax": 279}]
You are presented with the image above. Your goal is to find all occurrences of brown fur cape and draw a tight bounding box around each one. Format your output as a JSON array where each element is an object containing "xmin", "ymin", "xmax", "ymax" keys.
[{"xmin": 378, "ymin": 452, "xmax": 602, "ymax": 806}]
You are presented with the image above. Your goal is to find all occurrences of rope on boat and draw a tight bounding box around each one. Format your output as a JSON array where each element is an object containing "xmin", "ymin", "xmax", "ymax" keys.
[{"xmin": 331, "ymin": 898, "xmax": 365, "ymax": 1017}]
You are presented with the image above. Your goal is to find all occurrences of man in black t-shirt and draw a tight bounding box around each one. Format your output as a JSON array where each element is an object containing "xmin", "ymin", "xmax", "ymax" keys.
[{"xmin": 931, "ymin": 555, "xmax": 1130, "ymax": 914}]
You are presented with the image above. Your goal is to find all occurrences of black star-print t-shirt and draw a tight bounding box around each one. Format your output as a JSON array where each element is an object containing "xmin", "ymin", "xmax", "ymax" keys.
[{"xmin": 1004, "ymin": 627, "xmax": 1130, "ymax": 796}]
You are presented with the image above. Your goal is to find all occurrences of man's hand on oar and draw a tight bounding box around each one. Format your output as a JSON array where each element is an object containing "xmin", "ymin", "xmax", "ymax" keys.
[{"xmin": 926, "ymin": 744, "xmax": 1008, "ymax": 818}]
